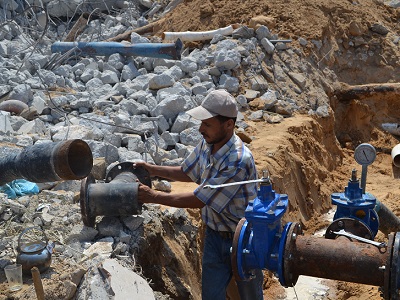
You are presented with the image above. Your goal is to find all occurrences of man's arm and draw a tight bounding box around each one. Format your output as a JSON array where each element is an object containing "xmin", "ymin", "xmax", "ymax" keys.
[
  {"xmin": 138, "ymin": 183, "xmax": 205, "ymax": 208},
  {"xmin": 133, "ymin": 161, "xmax": 192, "ymax": 182}
]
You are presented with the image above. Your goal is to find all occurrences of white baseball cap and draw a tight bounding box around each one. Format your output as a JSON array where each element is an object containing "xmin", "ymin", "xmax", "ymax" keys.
[{"xmin": 186, "ymin": 90, "xmax": 238, "ymax": 120}]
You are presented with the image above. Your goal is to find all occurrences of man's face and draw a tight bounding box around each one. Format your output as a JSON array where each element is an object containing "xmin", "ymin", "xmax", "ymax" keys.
[{"xmin": 199, "ymin": 116, "xmax": 231, "ymax": 145}]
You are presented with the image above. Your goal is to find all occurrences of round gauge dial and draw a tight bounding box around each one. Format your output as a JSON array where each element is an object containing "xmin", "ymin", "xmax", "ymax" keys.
[{"xmin": 354, "ymin": 143, "xmax": 376, "ymax": 166}]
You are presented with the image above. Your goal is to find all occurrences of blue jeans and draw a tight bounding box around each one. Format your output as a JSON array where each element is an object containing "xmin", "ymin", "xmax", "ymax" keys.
[{"xmin": 202, "ymin": 227, "xmax": 264, "ymax": 300}]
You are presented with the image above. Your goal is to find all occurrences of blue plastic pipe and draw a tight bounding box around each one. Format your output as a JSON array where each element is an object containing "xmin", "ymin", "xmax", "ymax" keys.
[{"xmin": 51, "ymin": 39, "xmax": 182, "ymax": 60}]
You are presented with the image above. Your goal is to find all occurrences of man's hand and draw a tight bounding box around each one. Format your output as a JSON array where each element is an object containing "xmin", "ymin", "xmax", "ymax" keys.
[
  {"xmin": 133, "ymin": 161, "xmax": 192, "ymax": 182},
  {"xmin": 133, "ymin": 161, "xmax": 155, "ymax": 177},
  {"xmin": 137, "ymin": 180, "xmax": 157, "ymax": 204}
]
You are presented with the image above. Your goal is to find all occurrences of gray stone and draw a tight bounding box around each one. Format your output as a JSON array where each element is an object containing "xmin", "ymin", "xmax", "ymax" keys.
[
  {"xmin": 87, "ymin": 140, "xmax": 120, "ymax": 165},
  {"xmin": 66, "ymin": 224, "xmax": 99, "ymax": 243},
  {"xmin": 261, "ymin": 38, "xmax": 275, "ymax": 55},
  {"xmin": 179, "ymin": 127, "xmax": 202, "ymax": 147},
  {"xmin": 218, "ymin": 74, "xmax": 240, "ymax": 92},
  {"xmin": 97, "ymin": 217, "xmax": 123, "ymax": 237},
  {"xmin": 256, "ymin": 25, "xmax": 273, "ymax": 40},
  {"xmin": 214, "ymin": 49, "xmax": 241, "ymax": 70},
  {"xmin": 149, "ymin": 73, "xmax": 175, "ymax": 90},
  {"xmin": 122, "ymin": 215, "xmax": 144, "ymax": 231},
  {"xmin": 102, "ymin": 259, "xmax": 155, "ymax": 299},
  {"xmin": 118, "ymin": 147, "xmax": 143, "ymax": 162},
  {"xmin": 9, "ymin": 84, "xmax": 33, "ymax": 103},
  {"xmin": 151, "ymin": 94, "xmax": 187, "ymax": 121}
]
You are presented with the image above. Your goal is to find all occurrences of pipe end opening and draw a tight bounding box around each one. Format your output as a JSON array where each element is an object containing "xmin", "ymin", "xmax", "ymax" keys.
[{"xmin": 55, "ymin": 139, "xmax": 93, "ymax": 180}]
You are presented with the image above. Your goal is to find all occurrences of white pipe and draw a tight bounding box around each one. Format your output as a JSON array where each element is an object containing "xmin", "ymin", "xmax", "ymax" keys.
[
  {"xmin": 162, "ymin": 24, "xmax": 239, "ymax": 42},
  {"xmin": 391, "ymin": 143, "xmax": 400, "ymax": 168}
]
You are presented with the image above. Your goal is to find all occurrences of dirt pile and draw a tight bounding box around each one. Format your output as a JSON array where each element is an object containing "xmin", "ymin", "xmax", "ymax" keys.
[{"xmin": 154, "ymin": 0, "xmax": 400, "ymax": 85}]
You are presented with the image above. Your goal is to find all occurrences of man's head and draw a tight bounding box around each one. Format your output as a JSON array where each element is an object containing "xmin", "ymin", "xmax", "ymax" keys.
[
  {"xmin": 186, "ymin": 90, "xmax": 238, "ymax": 148},
  {"xmin": 186, "ymin": 89, "xmax": 238, "ymax": 121}
]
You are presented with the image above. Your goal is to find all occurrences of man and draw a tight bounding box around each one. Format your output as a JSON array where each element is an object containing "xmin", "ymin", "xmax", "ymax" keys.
[{"xmin": 134, "ymin": 89, "xmax": 264, "ymax": 300}]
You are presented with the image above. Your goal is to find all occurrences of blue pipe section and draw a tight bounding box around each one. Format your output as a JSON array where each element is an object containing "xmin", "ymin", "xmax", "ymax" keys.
[{"xmin": 51, "ymin": 39, "xmax": 183, "ymax": 60}]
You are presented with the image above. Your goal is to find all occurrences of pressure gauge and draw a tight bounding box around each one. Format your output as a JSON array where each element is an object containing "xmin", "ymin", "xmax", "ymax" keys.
[{"xmin": 354, "ymin": 143, "xmax": 376, "ymax": 166}]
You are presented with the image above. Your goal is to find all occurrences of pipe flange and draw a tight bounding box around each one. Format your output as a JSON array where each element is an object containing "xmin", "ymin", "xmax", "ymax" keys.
[
  {"xmin": 80, "ymin": 173, "xmax": 96, "ymax": 227},
  {"xmin": 388, "ymin": 232, "xmax": 400, "ymax": 299},
  {"xmin": 232, "ymin": 218, "xmax": 249, "ymax": 281},
  {"xmin": 383, "ymin": 233, "xmax": 395, "ymax": 299},
  {"xmin": 282, "ymin": 222, "xmax": 302, "ymax": 287},
  {"xmin": 105, "ymin": 162, "xmax": 151, "ymax": 187},
  {"xmin": 325, "ymin": 217, "xmax": 373, "ymax": 240}
]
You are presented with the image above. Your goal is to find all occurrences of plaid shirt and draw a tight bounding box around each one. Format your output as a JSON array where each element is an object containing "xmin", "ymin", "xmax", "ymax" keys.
[{"xmin": 181, "ymin": 133, "xmax": 257, "ymax": 232}]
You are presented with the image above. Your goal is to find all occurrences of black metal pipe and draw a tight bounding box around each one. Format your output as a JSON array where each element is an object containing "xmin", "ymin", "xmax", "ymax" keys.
[
  {"xmin": 0, "ymin": 139, "xmax": 93, "ymax": 186},
  {"xmin": 80, "ymin": 162, "xmax": 151, "ymax": 227},
  {"xmin": 376, "ymin": 200, "xmax": 400, "ymax": 235}
]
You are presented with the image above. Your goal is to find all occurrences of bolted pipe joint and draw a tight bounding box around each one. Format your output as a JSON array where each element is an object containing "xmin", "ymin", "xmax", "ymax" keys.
[
  {"xmin": 232, "ymin": 178, "xmax": 289, "ymax": 281},
  {"xmin": 0, "ymin": 139, "xmax": 93, "ymax": 186},
  {"xmin": 80, "ymin": 162, "xmax": 151, "ymax": 227}
]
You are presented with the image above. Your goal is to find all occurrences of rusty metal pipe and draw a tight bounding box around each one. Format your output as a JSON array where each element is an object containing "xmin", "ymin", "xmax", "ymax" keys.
[
  {"xmin": 282, "ymin": 223, "xmax": 400, "ymax": 297},
  {"xmin": 80, "ymin": 162, "xmax": 151, "ymax": 227},
  {"xmin": 0, "ymin": 100, "xmax": 28, "ymax": 114},
  {"xmin": 0, "ymin": 139, "xmax": 93, "ymax": 186},
  {"xmin": 287, "ymin": 235, "xmax": 387, "ymax": 286}
]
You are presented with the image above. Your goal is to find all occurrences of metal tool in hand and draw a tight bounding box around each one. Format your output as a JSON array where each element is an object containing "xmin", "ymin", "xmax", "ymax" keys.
[
  {"xmin": 333, "ymin": 229, "xmax": 386, "ymax": 248},
  {"xmin": 203, "ymin": 171, "xmax": 270, "ymax": 189},
  {"xmin": 203, "ymin": 178, "xmax": 267, "ymax": 189}
]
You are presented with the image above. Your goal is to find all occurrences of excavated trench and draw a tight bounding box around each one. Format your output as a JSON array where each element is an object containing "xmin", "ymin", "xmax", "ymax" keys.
[{"xmin": 131, "ymin": 91, "xmax": 400, "ymax": 299}]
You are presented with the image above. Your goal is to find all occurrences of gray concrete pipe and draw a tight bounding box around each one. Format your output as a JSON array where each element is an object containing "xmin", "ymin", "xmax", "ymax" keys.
[{"xmin": 0, "ymin": 139, "xmax": 93, "ymax": 186}]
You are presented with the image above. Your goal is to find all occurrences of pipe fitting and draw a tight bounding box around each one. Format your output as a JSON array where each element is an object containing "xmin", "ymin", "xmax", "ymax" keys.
[
  {"xmin": 391, "ymin": 144, "xmax": 400, "ymax": 168},
  {"xmin": 80, "ymin": 162, "xmax": 151, "ymax": 227}
]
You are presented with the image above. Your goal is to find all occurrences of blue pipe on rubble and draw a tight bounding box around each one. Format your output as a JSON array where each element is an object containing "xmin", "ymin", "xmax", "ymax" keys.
[{"xmin": 51, "ymin": 39, "xmax": 183, "ymax": 60}]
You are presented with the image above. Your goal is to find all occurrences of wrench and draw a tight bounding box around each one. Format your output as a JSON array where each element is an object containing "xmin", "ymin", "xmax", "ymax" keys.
[
  {"xmin": 333, "ymin": 229, "xmax": 386, "ymax": 248},
  {"xmin": 203, "ymin": 178, "xmax": 268, "ymax": 189}
]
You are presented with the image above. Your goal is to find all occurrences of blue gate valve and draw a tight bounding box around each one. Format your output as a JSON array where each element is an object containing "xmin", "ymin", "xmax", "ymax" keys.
[
  {"xmin": 231, "ymin": 171, "xmax": 290, "ymax": 284},
  {"xmin": 325, "ymin": 169, "xmax": 378, "ymax": 240}
]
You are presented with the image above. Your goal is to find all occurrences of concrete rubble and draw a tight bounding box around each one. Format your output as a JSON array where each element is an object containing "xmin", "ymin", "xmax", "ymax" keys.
[{"xmin": 0, "ymin": 0, "xmax": 399, "ymax": 299}]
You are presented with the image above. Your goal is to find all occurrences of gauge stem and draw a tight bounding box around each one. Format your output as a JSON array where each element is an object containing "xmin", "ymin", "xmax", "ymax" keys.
[{"xmin": 361, "ymin": 165, "xmax": 368, "ymax": 194}]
